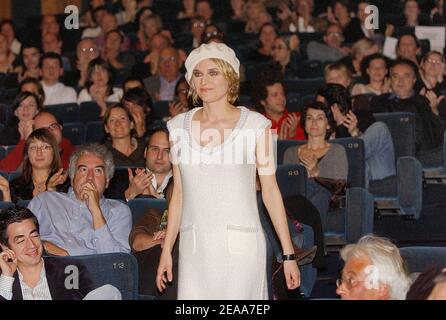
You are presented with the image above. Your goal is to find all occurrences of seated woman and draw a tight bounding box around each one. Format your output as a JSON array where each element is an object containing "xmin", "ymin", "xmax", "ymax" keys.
[
  {"xmin": 0, "ymin": 128, "xmax": 69, "ymax": 203},
  {"xmin": 0, "ymin": 91, "xmax": 41, "ymax": 146},
  {"xmin": 324, "ymin": 61, "xmax": 353, "ymax": 92},
  {"xmin": 101, "ymin": 29, "xmax": 135, "ymax": 82},
  {"xmin": 0, "ymin": 33, "xmax": 16, "ymax": 73},
  {"xmin": 121, "ymin": 87, "xmax": 152, "ymax": 139},
  {"xmin": 251, "ymin": 65, "xmax": 305, "ymax": 140},
  {"xmin": 103, "ymin": 103, "xmax": 146, "ymax": 167},
  {"xmin": 272, "ymin": 34, "xmax": 305, "ymax": 80},
  {"xmin": 351, "ymin": 53, "xmax": 391, "ymax": 97},
  {"xmin": 77, "ymin": 58, "xmax": 124, "ymax": 117},
  {"xmin": 283, "ymin": 101, "xmax": 348, "ymax": 268},
  {"xmin": 247, "ymin": 22, "xmax": 277, "ymax": 62},
  {"xmin": 415, "ymin": 51, "xmax": 446, "ymax": 118},
  {"xmin": 340, "ymin": 38, "xmax": 379, "ymax": 77}
]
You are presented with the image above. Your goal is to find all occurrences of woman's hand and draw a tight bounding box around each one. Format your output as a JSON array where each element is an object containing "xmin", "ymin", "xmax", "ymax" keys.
[
  {"xmin": 277, "ymin": 3, "xmax": 292, "ymax": 21},
  {"xmin": 343, "ymin": 111, "xmax": 360, "ymax": 137},
  {"xmin": 89, "ymin": 84, "xmax": 108, "ymax": 116},
  {"xmin": 283, "ymin": 260, "xmax": 301, "ymax": 290},
  {"xmin": 18, "ymin": 119, "xmax": 33, "ymax": 140},
  {"xmin": 168, "ymin": 101, "xmax": 188, "ymax": 117},
  {"xmin": 42, "ymin": 240, "xmax": 69, "ymax": 256},
  {"xmin": 47, "ymin": 168, "xmax": 68, "ymax": 192},
  {"xmin": 385, "ymin": 23, "xmax": 394, "ymax": 37},
  {"xmin": 0, "ymin": 175, "xmax": 11, "ymax": 202},
  {"xmin": 298, "ymin": 148, "xmax": 319, "ymax": 177},
  {"xmin": 156, "ymin": 249, "xmax": 173, "ymax": 292},
  {"xmin": 424, "ymin": 89, "xmax": 444, "ymax": 115},
  {"xmin": 130, "ymin": 109, "xmax": 146, "ymax": 138},
  {"xmin": 153, "ymin": 230, "xmax": 166, "ymax": 248}
]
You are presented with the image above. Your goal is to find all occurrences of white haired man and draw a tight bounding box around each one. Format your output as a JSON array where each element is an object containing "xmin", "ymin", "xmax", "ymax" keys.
[{"xmin": 336, "ymin": 234, "xmax": 411, "ymax": 300}]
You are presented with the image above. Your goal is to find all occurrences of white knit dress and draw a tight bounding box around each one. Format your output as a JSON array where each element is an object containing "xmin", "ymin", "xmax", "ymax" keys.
[{"xmin": 167, "ymin": 106, "xmax": 272, "ymax": 300}]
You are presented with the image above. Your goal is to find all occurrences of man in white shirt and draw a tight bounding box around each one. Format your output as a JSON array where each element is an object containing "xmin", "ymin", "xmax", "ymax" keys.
[{"xmin": 40, "ymin": 52, "xmax": 77, "ymax": 106}]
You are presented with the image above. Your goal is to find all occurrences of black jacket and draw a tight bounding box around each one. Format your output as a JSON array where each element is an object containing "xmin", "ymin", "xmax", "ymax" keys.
[{"xmin": 0, "ymin": 257, "xmax": 95, "ymax": 300}]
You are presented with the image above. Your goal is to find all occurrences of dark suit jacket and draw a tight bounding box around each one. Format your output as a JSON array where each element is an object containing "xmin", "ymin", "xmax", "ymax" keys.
[{"xmin": 0, "ymin": 257, "xmax": 95, "ymax": 300}]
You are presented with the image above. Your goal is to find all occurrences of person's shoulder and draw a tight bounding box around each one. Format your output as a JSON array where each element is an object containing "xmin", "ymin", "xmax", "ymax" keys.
[
  {"xmin": 103, "ymin": 198, "xmax": 131, "ymax": 212},
  {"xmin": 330, "ymin": 142, "xmax": 347, "ymax": 154},
  {"xmin": 167, "ymin": 108, "xmax": 194, "ymax": 131},
  {"xmin": 244, "ymin": 108, "xmax": 271, "ymax": 127}
]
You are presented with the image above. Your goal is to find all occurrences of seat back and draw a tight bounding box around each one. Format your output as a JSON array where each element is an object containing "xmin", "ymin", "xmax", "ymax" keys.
[
  {"xmin": 84, "ymin": 121, "xmax": 105, "ymax": 143},
  {"xmin": 373, "ymin": 112, "xmax": 415, "ymax": 159},
  {"xmin": 61, "ymin": 253, "xmax": 140, "ymax": 300},
  {"xmin": 79, "ymin": 102, "xmax": 102, "ymax": 123},
  {"xmin": 284, "ymin": 78, "xmax": 324, "ymax": 96},
  {"xmin": 400, "ymin": 246, "xmax": 446, "ymax": 274},
  {"xmin": 63, "ymin": 122, "xmax": 85, "ymax": 146},
  {"xmin": 127, "ymin": 198, "xmax": 168, "ymax": 225},
  {"xmin": 276, "ymin": 164, "xmax": 308, "ymax": 198},
  {"xmin": 0, "ymin": 201, "xmax": 14, "ymax": 210},
  {"xmin": 46, "ymin": 103, "xmax": 80, "ymax": 123},
  {"xmin": 286, "ymin": 93, "xmax": 301, "ymax": 113},
  {"xmin": 151, "ymin": 100, "xmax": 170, "ymax": 121}
]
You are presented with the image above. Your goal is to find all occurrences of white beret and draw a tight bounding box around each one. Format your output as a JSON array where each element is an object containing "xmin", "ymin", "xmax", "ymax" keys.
[{"xmin": 184, "ymin": 42, "xmax": 240, "ymax": 83}]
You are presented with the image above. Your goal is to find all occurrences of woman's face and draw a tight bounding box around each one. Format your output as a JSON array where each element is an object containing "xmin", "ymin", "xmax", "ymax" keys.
[
  {"xmin": 422, "ymin": 53, "xmax": 444, "ymax": 78},
  {"xmin": 304, "ymin": 107, "xmax": 329, "ymax": 138},
  {"xmin": 273, "ymin": 38, "xmax": 290, "ymax": 64},
  {"xmin": 91, "ymin": 65, "xmax": 109, "ymax": 87},
  {"xmin": 1, "ymin": 23, "xmax": 15, "ymax": 43},
  {"xmin": 325, "ymin": 69, "xmax": 351, "ymax": 88},
  {"xmin": 15, "ymin": 96, "xmax": 39, "ymax": 122},
  {"xmin": 259, "ymin": 25, "xmax": 276, "ymax": 47},
  {"xmin": 27, "ymin": 138, "xmax": 54, "ymax": 170},
  {"xmin": 176, "ymin": 81, "xmax": 189, "ymax": 106},
  {"xmin": 367, "ymin": 58, "xmax": 387, "ymax": 83},
  {"xmin": 404, "ymin": 0, "xmax": 419, "ymax": 19},
  {"xmin": 20, "ymin": 83, "xmax": 40, "ymax": 96},
  {"xmin": 105, "ymin": 31, "xmax": 122, "ymax": 52},
  {"xmin": 143, "ymin": 19, "xmax": 159, "ymax": 38},
  {"xmin": 183, "ymin": 0, "xmax": 195, "ymax": 9},
  {"xmin": 191, "ymin": 59, "xmax": 229, "ymax": 104},
  {"xmin": 261, "ymin": 82, "xmax": 286, "ymax": 115},
  {"xmin": 247, "ymin": 3, "xmax": 261, "ymax": 19},
  {"xmin": 105, "ymin": 107, "xmax": 134, "ymax": 139}
]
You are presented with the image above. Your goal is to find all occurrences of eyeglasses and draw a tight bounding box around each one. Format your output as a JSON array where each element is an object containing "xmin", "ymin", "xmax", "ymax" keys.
[
  {"xmin": 205, "ymin": 31, "xmax": 220, "ymax": 38},
  {"xmin": 327, "ymin": 32, "xmax": 343, "ymax": 37},
  {"xmin": 80, "ymin": 47, "xmax": 96, "ymax": 53},
  {"xmin": 178, "ymin": 88, "xmax": 188, "ymax": 95},
  {"xmin": 160, "ymin": 56, "xmax": 177, "ymax": 63},
  {"xmin": 193, "ymin": 22, "xmax": 205, "ymax": 28},
  {"xmin": 336, "ymin": 277, "xmax": 367, "ymax": 289},
  {"xmin": 43, "ymin": 122, "xmax": 61, "ymax": 131},
  {"xmin": 28, "ymin": 144, "xmax": 52, "ymax": 153},
  {"xmin": 426, "ymin": 58, "xmax": 443, "ymax": 65}
]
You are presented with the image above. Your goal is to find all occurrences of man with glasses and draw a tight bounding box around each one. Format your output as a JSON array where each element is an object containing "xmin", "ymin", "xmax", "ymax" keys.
[
  {"xmin": 306, "ymin": 23, "xmax": 350, "ymax": 63},
  {"xmin": 336, "ymin": 234, "xmax": 411, "ymax": 300},
  {"xmin": 144, "ymin": 46, "xmax": 183, "ymax": 101},
  {"xmin": 75, "ymin": 39, "xmax": 99, "ymax": 88},
  {"xmin": 0, "ymin": 111, "xmax": 75, "ymax": 171}
]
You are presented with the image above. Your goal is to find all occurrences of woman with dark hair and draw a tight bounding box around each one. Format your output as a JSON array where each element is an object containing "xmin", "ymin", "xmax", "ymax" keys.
[
  {"xmin": 0, "ymin": 33, "xmax": 16, "ymax": 73},
  {"xmin": 0, "ymin": 128, "xmax": 68, "ymax": 203},
  {"xmin": 122, "ymin": 75, "xmax": 145, "ymax": 93},
  {"xmin": 0, "ymin": 91, "xmax": 42, "ymax": 145},
  {"xmin": 0, "ymin": 19, "xmax": 21, "ymax": 56},
  {"xmin": 78, "ymin": 58, "xmax": 123, "ymax": 117},
  {"xmin": 247, "ymin": 22, "xmax": 277, "ymax": 62},
  {"xmin": 351, "ymin": 53, "xmax": 391, "ymax": 96},
  {"xmin": 177, "ymin": 0, "xmax": 196, "ymax": 19},
  {"xmin": 103, "ymin": 103, "xmax": 146, "ymax": 167},
  {"xmin": 18, "ymin": 77, "xmax": 46, "ymax": 106},
  {"xmin": 283, "ymin": 101, "xmax": 348, "ymax": 268},
  {"xmin": 326, "ymin": 0, "xmax": 363, "ymax": 44},
  {"xmin": 166, "ymin": 77, "xmax": 191, "ymax": 121},
  {"xmin": 122, "ymin": 87, "xmax": 152, "ymax": 138}
]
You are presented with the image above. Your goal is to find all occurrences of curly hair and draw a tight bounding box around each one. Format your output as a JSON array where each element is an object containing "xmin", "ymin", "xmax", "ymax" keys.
[{"xmin": 250, "ymin": 64, "xmax": 284, "ymax": 113}]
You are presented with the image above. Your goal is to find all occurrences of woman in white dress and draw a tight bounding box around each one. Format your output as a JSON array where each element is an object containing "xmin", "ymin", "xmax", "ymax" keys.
[{"xmin": 156, "ymin": 43, "xmax": 300, "ymax": 299}]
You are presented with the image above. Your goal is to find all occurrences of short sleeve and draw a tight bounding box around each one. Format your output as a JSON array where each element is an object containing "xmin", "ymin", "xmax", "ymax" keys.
[{"xmin": 166, "ymin": 113, "xmax": 188, "ymax": 166}]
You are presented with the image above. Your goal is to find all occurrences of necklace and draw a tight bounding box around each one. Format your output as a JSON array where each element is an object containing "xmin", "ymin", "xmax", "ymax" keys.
[{"xmin": 33, "ymin": 178, "xmax": 48, "ymax": 193}]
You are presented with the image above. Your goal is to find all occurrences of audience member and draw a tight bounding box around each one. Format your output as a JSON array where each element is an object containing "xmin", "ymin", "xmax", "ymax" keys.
[
  {"xmin": 306, "ymin": 23, "xmax": 350, "ymax": 63},
  {"xmin": 122, "ymin": 87, "xmax": 153, "ymax": 138},
  {"xmin": 0, "ymin": 20, "xmax": 21, "ymax": 55},
  {"xmin": 27, "ymin": 143, "xmax": 131, "ymax": 256},
  {"xmin": 103, "ymin": 104, "xmax": 146, "ymax": 167},
  {"xmin": 14, "ymin": 44, "xmax": 42, "ymax": 82},
  {"xmin": 40, "ymin": 52, "xmax": 77, "ymax": 105},
  {"xmin": 0, "ymin": 129, "xmax": 68, "ymax": 203},
  {"xmin": 336, "ymin": 234, "xmax": 411, "ymax": 300},
  {"xmin": 351, "ymin": 53, "xmax": 391, "ymax": 96},
  {"xmin": 0, "ymin": 206, "xmax": 121, "ymax": 300},
  {"xmin": 0, "ymin": 33, "xmax": 16, "ymax": 73},
  {"xmin": 247, "ymin": 22, "xmax": 277, "ymax": 62}
]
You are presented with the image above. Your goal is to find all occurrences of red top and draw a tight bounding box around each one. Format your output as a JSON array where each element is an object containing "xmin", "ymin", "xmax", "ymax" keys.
[
  {"xmin": 0, "ymin": 138, "xmax": 76, "ymax": 172},
  {"xmin": 264, "ymin": 110, "xmax": 306, "ymax": 140}
]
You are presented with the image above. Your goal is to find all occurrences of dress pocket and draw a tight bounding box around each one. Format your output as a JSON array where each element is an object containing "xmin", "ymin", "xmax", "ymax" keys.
[
  {"xmin": 227, "ymin": 225, "xmax": 258, "ymax": 256},
  {"xmin": 179, "ymin": 224, "xmax": 196, "ymax": 254}
]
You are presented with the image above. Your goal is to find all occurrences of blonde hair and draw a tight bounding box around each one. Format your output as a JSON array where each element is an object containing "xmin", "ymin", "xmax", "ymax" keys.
[
  {"xmin": 189, "ymin": 58, "xmax": 240, "ymax": 105},
  {"xmin": 351, "ymin": 38, "xmax": 376, "ymax": 60}
]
